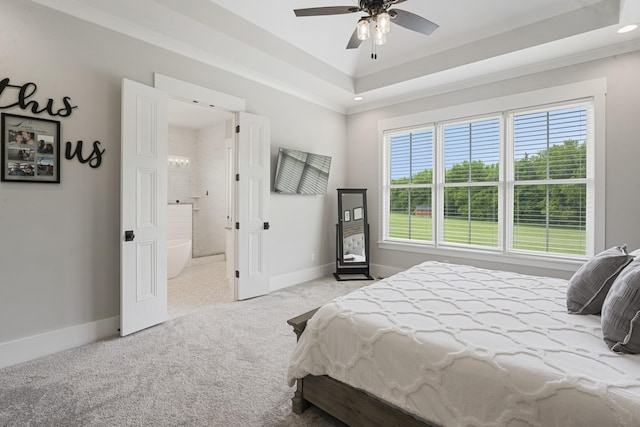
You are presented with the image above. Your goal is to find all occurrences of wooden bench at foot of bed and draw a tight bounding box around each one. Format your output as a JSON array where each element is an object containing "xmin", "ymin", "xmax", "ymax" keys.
[{"xmin": 287, "ymin": 308, "xmax": 439, "ymax": 427}]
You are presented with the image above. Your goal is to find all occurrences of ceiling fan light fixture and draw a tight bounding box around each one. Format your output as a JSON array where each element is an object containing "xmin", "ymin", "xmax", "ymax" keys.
[
  {"xmin": 374, "ymin": 28, "xmax": 387, "ymax": 45},
  {"xmin": 377, "ymin": 12, "xmax": 391, "ymax": 34},
  {"xmin": 293, "ymin": 0, "xmax": 440, "ymax": 57},
  {"xmin": 357, "ymin": 19, "xmax": 370, "ymax": 40}
]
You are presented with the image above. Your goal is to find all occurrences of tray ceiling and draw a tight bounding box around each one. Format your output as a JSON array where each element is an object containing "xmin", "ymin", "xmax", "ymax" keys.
[{"xmin": 32, "ymin": 0, "xmax": 640, "ymax": 113}]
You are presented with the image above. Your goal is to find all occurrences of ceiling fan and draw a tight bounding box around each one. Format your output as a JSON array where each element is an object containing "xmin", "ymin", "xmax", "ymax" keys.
[{"xmin": 294, "ymin": 0, "xmax": 439, "ymax": 50}]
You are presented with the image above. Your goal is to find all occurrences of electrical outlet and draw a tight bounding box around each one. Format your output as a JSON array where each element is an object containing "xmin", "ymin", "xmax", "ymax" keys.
[{"xmin": 311, "ymin": 253, "xmax": 315, "ymax": 262}]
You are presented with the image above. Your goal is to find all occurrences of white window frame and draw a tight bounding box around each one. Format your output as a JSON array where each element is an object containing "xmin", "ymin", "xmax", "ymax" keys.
[
  {"xmin": 383, "ymin": 125, "xmax": 435, "ymax": 244},
  {"xmin": 505, "ymin": 101, "xmax": 594, "ymax": 259},
  {"xmin": 378, "ymin": 79, "xmax": 606, "ymax": 272},
  {"xmin": 437, "ymin": 114, "xmax": 504, "ymax": 252}
]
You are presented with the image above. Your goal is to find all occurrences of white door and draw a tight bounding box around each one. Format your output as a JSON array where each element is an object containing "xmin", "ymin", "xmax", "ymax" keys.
[
  {"xmin": 120, "ymin": 78, "xmax": 168, "ymax": 336},
  {"xmin": 235, "ymin": 112, "xmax": 271, "ymax": 300}
]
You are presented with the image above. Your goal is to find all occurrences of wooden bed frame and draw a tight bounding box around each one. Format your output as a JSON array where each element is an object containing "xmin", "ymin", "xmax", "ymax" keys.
[{"xmin": 287, "ymin": 308, "xmax": 440, "ymax": 427}]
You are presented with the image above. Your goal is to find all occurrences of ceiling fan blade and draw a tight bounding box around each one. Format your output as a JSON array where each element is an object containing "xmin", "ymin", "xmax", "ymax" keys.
[
  {"xmin": 346, "ymin": 27, "xmax": 362, "ymax": 49},
  {"xmin": 389, "ymin": 9, "xmax": 439, "ymax": 35},
  {"xmin": 294, "ymin": 6, "xmax": 359, "ymax": 17}
]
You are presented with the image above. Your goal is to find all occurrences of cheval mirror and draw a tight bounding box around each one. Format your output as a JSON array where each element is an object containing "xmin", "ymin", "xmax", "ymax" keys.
[{"xmin": 334, "ymin": 188, "xmax": 373, "ymax": 281}]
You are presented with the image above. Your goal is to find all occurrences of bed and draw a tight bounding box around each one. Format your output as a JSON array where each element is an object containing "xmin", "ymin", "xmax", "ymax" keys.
[{"xmin": 287, "ymin": 261, "xmax": 640, "ymax": 427}]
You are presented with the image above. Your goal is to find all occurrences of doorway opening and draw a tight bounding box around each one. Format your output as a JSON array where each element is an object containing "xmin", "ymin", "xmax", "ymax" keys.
[
  {"xmin": 120, "ymin": 76, "xmax": 271, "ymax": 335},
  {"xmin": 166, "ymin": 98, "xmax": 235, "ymax": 319}
]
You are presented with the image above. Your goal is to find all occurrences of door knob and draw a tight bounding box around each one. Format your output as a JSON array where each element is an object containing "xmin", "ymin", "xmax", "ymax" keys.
[{"xmin": 125, "ymin": 230, "xmax": 135, "ymax": 241}]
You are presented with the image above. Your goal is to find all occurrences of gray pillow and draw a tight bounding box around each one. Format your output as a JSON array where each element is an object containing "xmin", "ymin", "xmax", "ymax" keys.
[
  {"xmin": 566, "ymin": 245, "xmax": 632, "ymax": 315},
  {"xmin": 602, "ymin": 258, "xmax": 640, "ymax": 353}
]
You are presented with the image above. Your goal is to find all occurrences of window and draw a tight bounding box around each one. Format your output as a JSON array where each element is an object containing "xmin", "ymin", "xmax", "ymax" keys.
[
  {"xmin": 441, "ymin": 117, "xmax": 501, "ymax": 249},
  {"xmin": 382, "ymin": 97, "xmax": 595, "ymax": 262},
  {"xmin": 508, "ymin": 104, "xmax": 590, "ymax": 256},
  {"xmin": 386, "ymin": 127, "xmax": 433, "ymax": 242}
]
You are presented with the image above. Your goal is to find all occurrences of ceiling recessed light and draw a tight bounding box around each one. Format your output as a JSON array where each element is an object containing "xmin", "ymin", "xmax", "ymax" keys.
[
  {"xmin": 354, "ymin": 96, "xmax": 364, "ymax": 101},
  {"xmin": 618, "ymin": 24, "xmax": 638, "ymax": 34}
]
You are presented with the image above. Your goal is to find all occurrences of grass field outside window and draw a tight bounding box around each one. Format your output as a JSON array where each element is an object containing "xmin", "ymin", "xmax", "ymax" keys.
[{"xmin": 388, "ymin": 213, "xmax": 586, "ymax": 255}]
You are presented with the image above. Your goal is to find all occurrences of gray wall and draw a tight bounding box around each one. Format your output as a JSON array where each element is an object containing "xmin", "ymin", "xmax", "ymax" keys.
[
  {"xmin": 347, "ymin": 50, "xmax": 640, "ymax": 278},
  {"xmin": 0, "ymin": 1, "xmax": 346, "ymax": 344}
]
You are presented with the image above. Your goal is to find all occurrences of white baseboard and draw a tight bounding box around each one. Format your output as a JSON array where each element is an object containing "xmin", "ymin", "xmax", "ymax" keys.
[
  {"xmin": 0, "ymin": 264, "xmax": 398, "ymax": 369},
  {"xmin": 269, "ymin": 263, "xmax": 402, "ymax": 293},
  {"xmin": 0, "ymin": 316, "xmax": 120, "ymax": 369},
  {"xmin": 191, "ymin": 254, "xmax": 225, "ymax": 266},
  {"xmin": 270, "ymin": 263, "xmax": 334, "ymax": 292}
]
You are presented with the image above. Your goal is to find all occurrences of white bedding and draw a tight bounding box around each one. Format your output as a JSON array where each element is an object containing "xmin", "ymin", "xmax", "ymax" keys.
[{"xmin": 287, "ymin": 261, "xmax": 640, "ymax": 427}]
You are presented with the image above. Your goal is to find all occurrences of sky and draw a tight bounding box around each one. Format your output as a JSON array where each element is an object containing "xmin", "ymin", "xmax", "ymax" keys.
[{"xmin": 389, "ymin": 106, "xmax": 587, "ymax": 181}]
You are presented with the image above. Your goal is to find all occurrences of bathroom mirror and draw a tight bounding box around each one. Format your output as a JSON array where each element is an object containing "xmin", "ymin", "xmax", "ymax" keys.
[{"xmin": 335, "ymin": 188, "xmax": 373, "ymax": 281}]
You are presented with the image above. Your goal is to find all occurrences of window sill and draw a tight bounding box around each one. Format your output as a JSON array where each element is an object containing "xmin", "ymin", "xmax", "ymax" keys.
[{"xmin": 377, "ymin": 240, "xmax": 586, "ymax": 273}]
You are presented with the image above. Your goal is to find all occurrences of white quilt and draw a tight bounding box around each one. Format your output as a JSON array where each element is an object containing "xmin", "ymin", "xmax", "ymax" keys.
[{"xmin": 287, "ymin": 261, "xmax": 640, "ymax": 427}]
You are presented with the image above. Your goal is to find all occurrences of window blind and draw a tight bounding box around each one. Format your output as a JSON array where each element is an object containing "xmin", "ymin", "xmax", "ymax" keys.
[
  {"xmin": 386, "ymin": 129, "xmax": 433, "ymax": 241},
  {"xmin": 442, "ymin": 118, "xmax": 500, "ymax": 248},
  {"xmin": 381, "ymin": 97, "xmax": 594, "ymax": 260},
  {"xmin": 510, "ymin": 104, "xmax": 590, "ymax": 256}
]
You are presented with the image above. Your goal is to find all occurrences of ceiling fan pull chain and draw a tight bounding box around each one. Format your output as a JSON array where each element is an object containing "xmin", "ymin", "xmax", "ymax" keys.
[
  {"xmin": 371, "ymin": 35, "xmax": 377, "ymax": 60},
  {"xmin": 371, "ymin": 35, "xmax": 374, "ymax": 59}
]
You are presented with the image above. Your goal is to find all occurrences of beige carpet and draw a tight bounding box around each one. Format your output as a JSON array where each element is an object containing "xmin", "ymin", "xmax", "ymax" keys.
[
  {"xmin": 168, "ymin": 259, "xmax": 233, "ymax": 319},
  {"xmin": 0, "ymin": 275, "xmax": 374, "ymax": 426}
]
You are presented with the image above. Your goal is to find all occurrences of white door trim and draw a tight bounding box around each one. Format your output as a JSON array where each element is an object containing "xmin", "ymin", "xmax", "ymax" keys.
[{"xmin": 154, "ymin": 73, "xmax": 246, "ymax": 112}]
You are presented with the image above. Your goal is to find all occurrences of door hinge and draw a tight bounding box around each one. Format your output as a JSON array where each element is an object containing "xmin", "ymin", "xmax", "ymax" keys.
[
  {"xmin": 235, "ymin": 270, "xmax": 240, "ymax": 278},
  {"xmin": 236, "ymin": 125, "xmax": 240, "ymax": 133},
  {"xmin": 235, "ymin": 174, "xmax": 240, "ymax": 182},
  {"xmin": 235, "ymin": 222, "xmax": 240, "ymax": 230}
]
